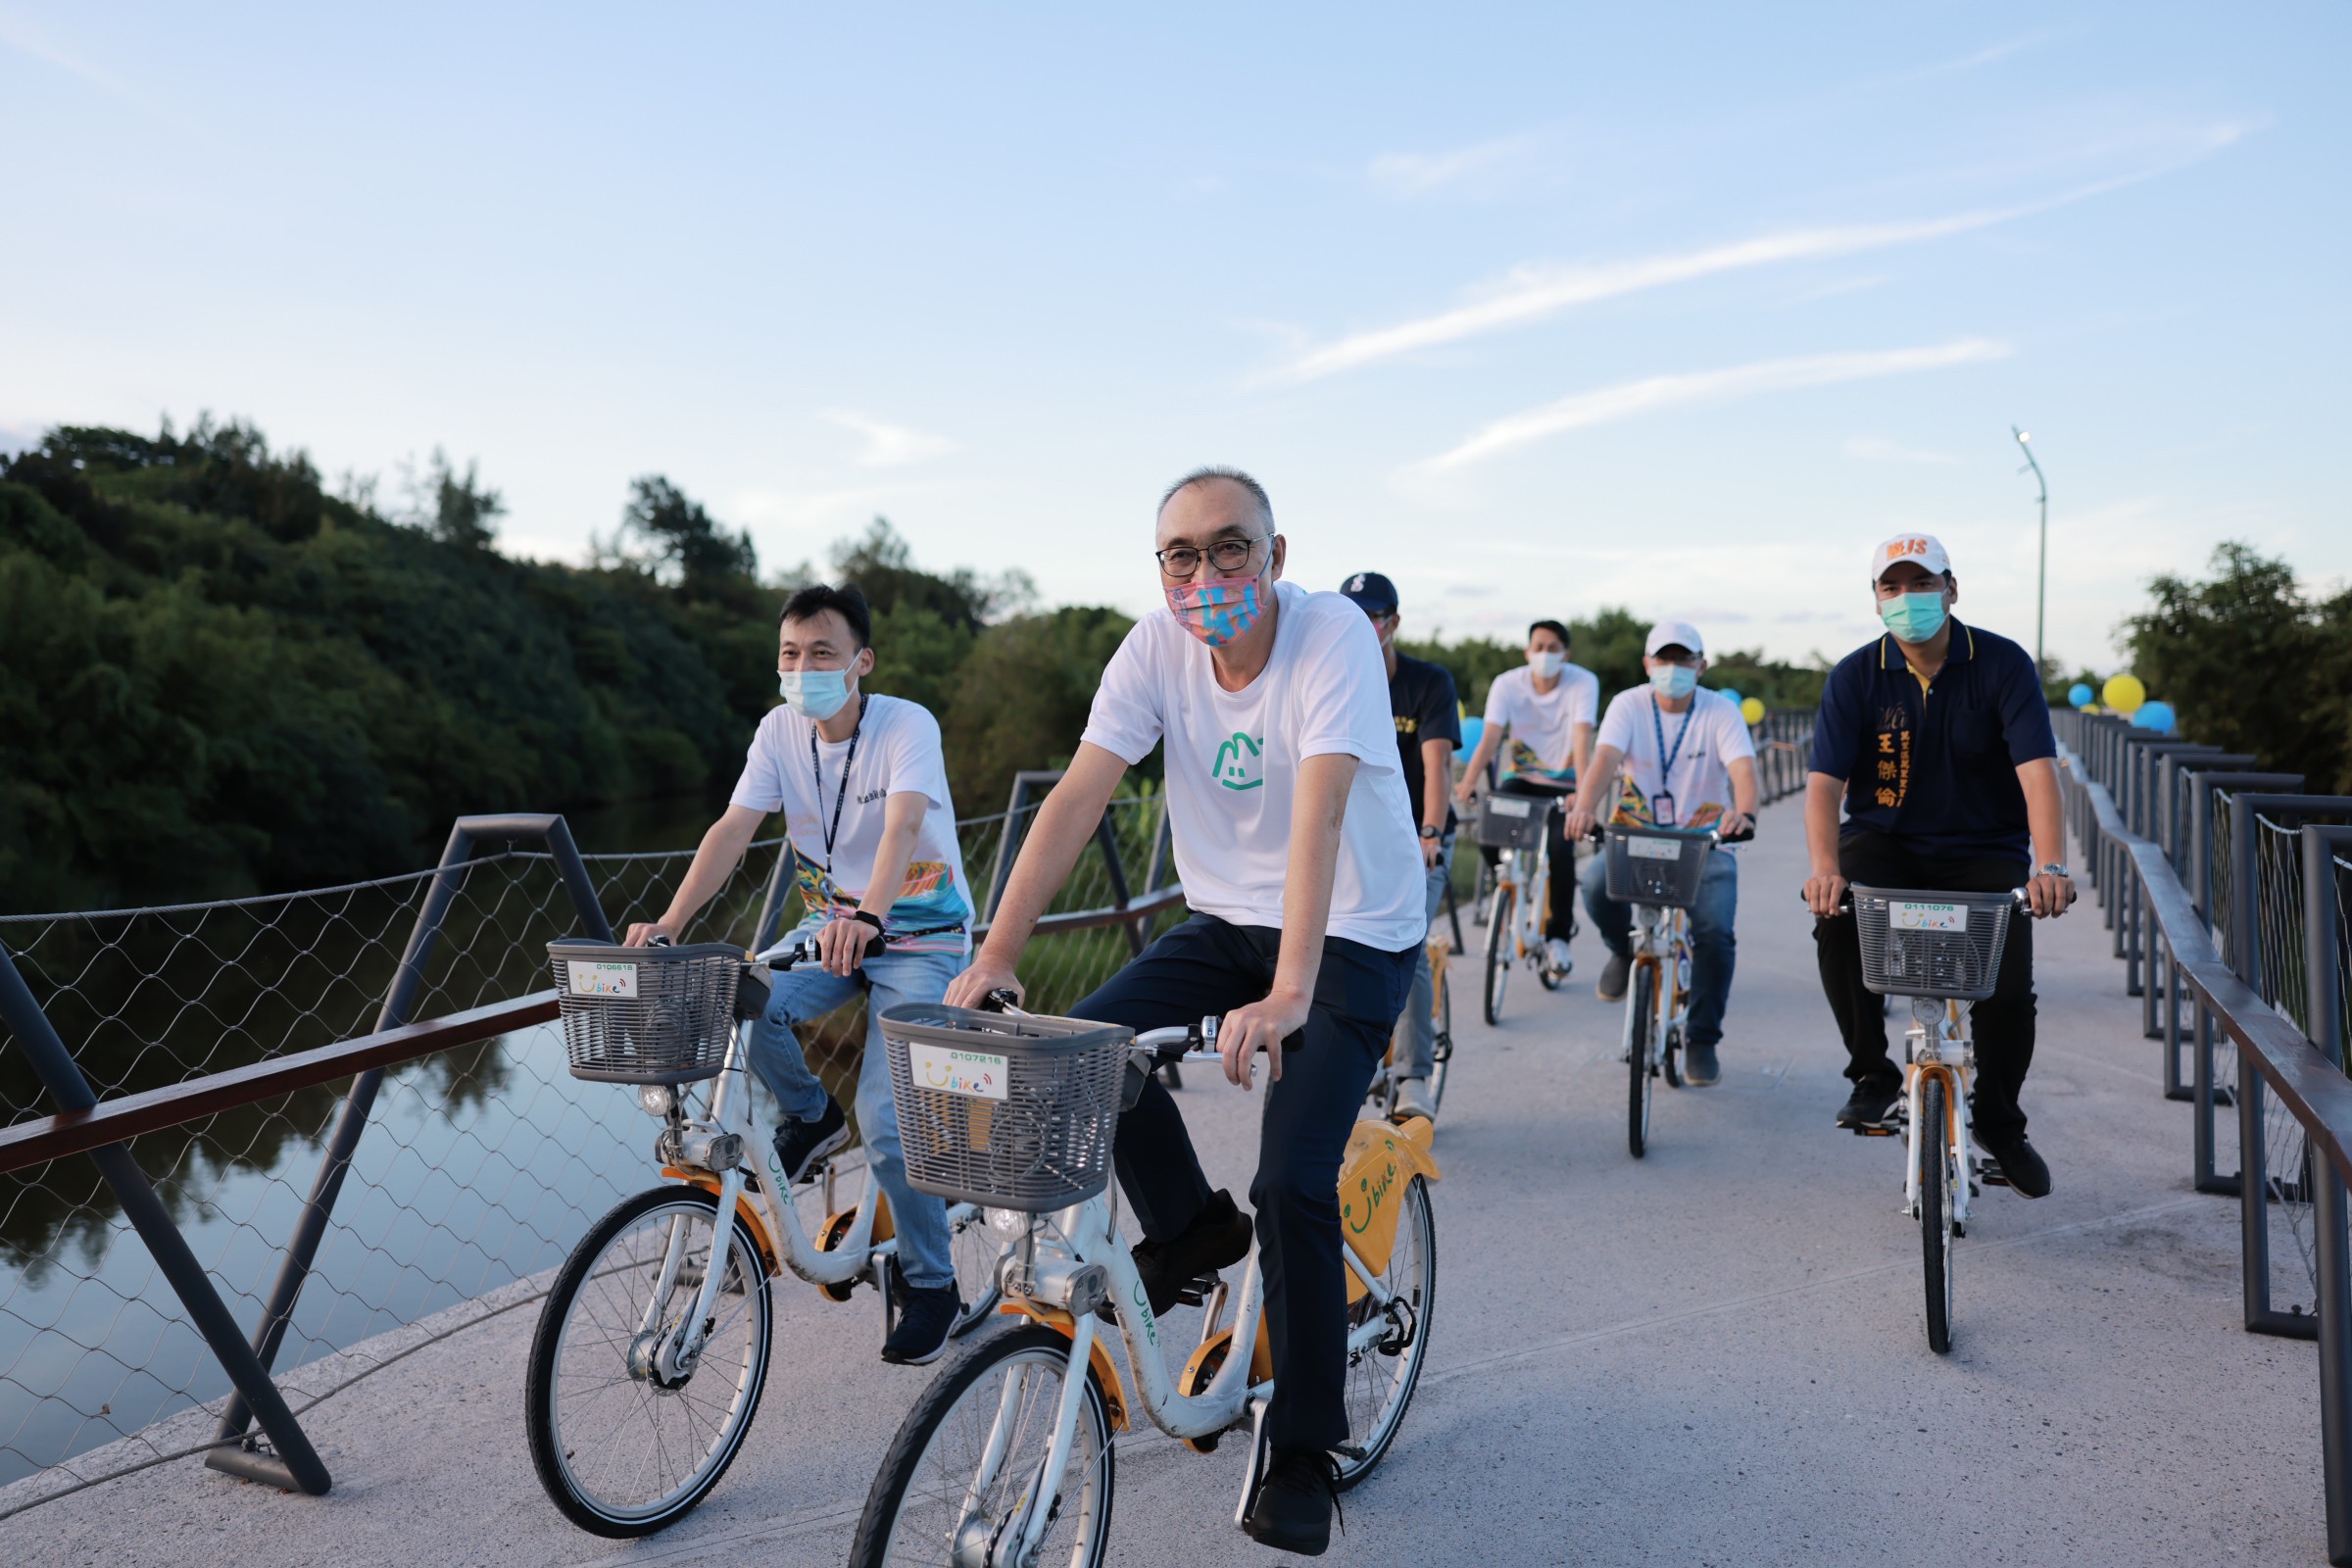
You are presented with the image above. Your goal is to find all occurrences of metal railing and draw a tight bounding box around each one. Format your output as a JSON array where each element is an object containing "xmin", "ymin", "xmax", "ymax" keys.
[
  {"xmin": 2055, "ymin": 707, "xmax": 2352, "ymax": 1564},
  {"xmin": 1752, "ymin": 708, "xmax": 1815, "ymax": 806},
  {"xmin": 0, "ymin": 785, "xmax": 1177, "ymax": 1514}
]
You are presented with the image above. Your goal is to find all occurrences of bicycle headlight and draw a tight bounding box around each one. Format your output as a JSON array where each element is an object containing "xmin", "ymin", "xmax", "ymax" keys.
[{"xmin": 638, "ymin": 1083, "xmax": 678, "ymax": 1118}]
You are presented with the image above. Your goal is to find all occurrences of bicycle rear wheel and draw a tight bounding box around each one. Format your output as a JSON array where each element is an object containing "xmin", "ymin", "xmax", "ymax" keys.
[
  {"xmin": 851, "ymin": 1320, "xmax": 1113, "ymax": 1568},
  {"xmin": 1626, "ymin": 962, "xmax": 1655, "ymax": 1159},
  {"xmin": 525, "ymin": 1185, "xmax": 771, "ymax": 1536},
  {"xmin": 1920, "ymin": 1076, "xmax": 1954, "ymax": 1354},
  {"xmin": 1337, "ymin": 1174, "xmax": 1437, "ymax": 1489},
  {"xmin": 1482, "ymin": 884, "xmax": 1513, "ymax": 1026}
]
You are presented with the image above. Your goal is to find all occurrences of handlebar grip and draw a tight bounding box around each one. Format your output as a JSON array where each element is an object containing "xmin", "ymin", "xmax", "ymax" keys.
[
  {"xmin": 980, "ymin": 989, "xmax": 1022, "ymax": 1014},
  {"xmin": 1716, "ymin": 824, "xmax": 1756, "ymax": 845}
]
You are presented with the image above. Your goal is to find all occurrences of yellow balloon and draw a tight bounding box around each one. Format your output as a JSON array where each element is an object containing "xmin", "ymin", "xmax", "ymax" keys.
[
  {"xmin": 1740, "ymin": 697, "xmax": 1766, "ymax": 725},
  {"xmin": 2101, "ymin": 673, "xmax": 2146, "ymax": 714}
]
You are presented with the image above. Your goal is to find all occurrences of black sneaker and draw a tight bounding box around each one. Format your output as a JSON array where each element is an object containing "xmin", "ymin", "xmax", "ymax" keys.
[
  {"xmin": 880, "ymin": 1281, "xmax": 961, "ymax": 1365},
  {"xmin": 1243, "ymin": 1446, "xmax": 1342, "ymax": 1555},
  {"xmin": 1977, "ymin": 1130, "xmax": 2053, "ymax": 1198},
  {"xmin": 1682, "ymin": 1039, "xmax": 1720, "ymax": 1086},
  {"xmin": 1133, "ymin": 1190, "xmax": 1252, "ymax": 1317},
  {"xmin": 770, "ymin": 1099, "xmax": 850, "ymax": 1186},
  {"xmin": 1596, "ymin": 951, "xmax": 1630, "ymax": 1003},
  {"xmin": 1836, "ymin": 1081, "xmax": 1902, "ymax": 1129}
]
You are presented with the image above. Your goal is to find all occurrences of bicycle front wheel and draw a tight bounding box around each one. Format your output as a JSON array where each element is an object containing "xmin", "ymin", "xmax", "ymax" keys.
[
  {"xmin": 1338, "ymin": 1173, "xmax": 1437, "ymax": 1489},
  {"xmin": 1921, "ymin": 1076, "xmax": 1954, "ymax": 1354},
  {"xmin": 1483, "ymin": 884, "xmax": 1514, "ymax": 1026},
  {"xmin": 524, "ymin": 1185, "xmax": 772, "ymax": 1536},
  {"xmin": 1626, "ymin": 961, "xmax": 1656, "ymax": 1159},
  {"xmin": 851, "ymin": 1320, "xmax": 1114, "ymax": 1568},
  {"xmin": 949, "ymin": 1206, "xmax": 1008, "ymax": 1334},
  {"xmin": 1428, "ymin": 956, "xmax": 1453, "ymax": 1111}
]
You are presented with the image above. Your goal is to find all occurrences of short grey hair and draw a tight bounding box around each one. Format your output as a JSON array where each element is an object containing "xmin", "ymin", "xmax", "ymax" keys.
[{"xmin": 1157, "ymin": 466, "xmax": 1274, "ymax": 531}]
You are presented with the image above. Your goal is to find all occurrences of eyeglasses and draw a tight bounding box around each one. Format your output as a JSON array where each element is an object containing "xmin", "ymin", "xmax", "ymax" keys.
[{"xmin": 1155, "ymin": 534, "xmax": 1270, "ymax": 580}]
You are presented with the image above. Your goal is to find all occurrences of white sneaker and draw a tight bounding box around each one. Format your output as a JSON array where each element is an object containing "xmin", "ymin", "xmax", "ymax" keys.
[
  {"xmin": 1392, "ymin": 1077, "xmax": 1437, "ymax": 1122},
  {"xmin": 1544, "ymin": 938, "xmax": 1575, "ymax": 974}
]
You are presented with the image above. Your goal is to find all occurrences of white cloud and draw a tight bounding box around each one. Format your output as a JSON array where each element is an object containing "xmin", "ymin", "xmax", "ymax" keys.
[
  {"xmin": 0, "ymin": 11, "xmax": 178, "ymax": 122},
  {"xmin": 1274, "ymin": 126, "xmax": 2250, "ymax": 383},
  {"xmin": 1367, "ymin": 133, "xmax": 1538, "ymax": 196},
  {"xmin": 1844, "ymin": 435, "xmax": 1960, "ymax": 465},
  {"xmin": 820, "ymin": 409, "xmax": 960, "ymax": 469},
  {"xmin": 1413, "ymin": 339, "xmax": 2010, "ymax": 473}
]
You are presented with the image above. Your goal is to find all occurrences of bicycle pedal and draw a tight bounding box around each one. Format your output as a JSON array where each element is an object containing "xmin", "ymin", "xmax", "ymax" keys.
[
  {"xmin": 1975, "ymin": 1158, "xmax": 2012, "ymax": 1188},
  {"xmin": 1851, "ymin": 1122, "xmax": 1899, "ymax": 1138},
  {"xmin": 1170, "ymin": 1272, "xmax": 1221, "ymax": 1308}
]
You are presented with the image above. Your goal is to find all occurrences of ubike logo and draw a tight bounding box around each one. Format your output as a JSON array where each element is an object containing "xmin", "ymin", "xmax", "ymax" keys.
[
  {"xmin": 1346, "ymin": 1156, "xmax": 1399, "ymax": 1236},
  {"xmin": 1212, "ymin": 731, "xmax": 1265, "ymax": 791}
]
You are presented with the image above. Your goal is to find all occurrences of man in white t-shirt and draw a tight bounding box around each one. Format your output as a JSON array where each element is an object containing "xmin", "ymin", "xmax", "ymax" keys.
[
  {"xmin": 945, "ymin": 466, "xmax": 1422, "ymax": 1556},
  {"xmin": 623, "ymin": 583, "xmax": 975, "ymax": 1366},
  {"xmin": 1454, "ymin": 620, "xmax": 1600, "ymax": 974},
  {"xmin": 1563, "ymin": 619, "xmax": 1758, "ymax": 1087}
]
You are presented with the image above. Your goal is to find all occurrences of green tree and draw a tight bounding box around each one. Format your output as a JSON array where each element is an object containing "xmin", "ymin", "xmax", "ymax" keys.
[
  {"xmin": 614, "ymin": 475, "xmax": 758, "ymax": 591},
  {"xmin": 941, "ymin": 606, "xmax": 1137, "ymax": 813}
]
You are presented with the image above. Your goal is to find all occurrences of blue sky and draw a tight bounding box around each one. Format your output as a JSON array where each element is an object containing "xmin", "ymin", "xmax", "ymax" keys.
[{"xmin": 3, "ymin": 4, "xmax": 2344, "ymax": 672}]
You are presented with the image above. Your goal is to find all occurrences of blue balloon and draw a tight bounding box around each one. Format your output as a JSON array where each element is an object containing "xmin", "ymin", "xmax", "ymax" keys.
[
  {"xmin": 2068, "ymin": 683, "xmax": 2094, "ymax": 709},
  {"xmin": 1716, "ymin": 687, "xmax": 1742, "ymax": 710},
  {"xmin": 2133, "ymin": 701, "xmax": 2177, "ymax": 733},
  {"xmin": 1457, "ymin": 716, "xmax": 1484, "ymax": 755}
]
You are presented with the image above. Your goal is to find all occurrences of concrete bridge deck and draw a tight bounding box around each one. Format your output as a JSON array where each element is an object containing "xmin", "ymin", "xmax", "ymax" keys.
[{"xmin": 4, "ymin": 795, "xmax": 2325, "ymax": 1565}]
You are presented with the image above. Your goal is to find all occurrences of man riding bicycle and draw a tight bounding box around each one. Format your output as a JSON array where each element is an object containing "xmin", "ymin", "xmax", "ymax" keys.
[
  {"xmin": 1803, "ymin": 533, "xmax": 2077, "ymax": 1198},
  {"xmin": 1564, "ymin": 619, "xmax": 1757, "ymax": 1087},
  {"xmin": 1454, "ymin": 619, "xmax": 1598, "ymax": 975},
  {"xmin": 1340, "ymin": 568, "xmax": 1459, "ymax": 1125},
  {"xmin": 623, "ymin": 582, "xmax": 975, "ymax": 1365},
  {"xmin": 946, "ymin": 466, "xmax": 1422, "ymax": 1556}
]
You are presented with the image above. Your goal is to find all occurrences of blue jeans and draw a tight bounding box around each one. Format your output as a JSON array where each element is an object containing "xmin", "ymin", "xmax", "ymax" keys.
[
  {"xmin": 1398, "ymin": 837, "xmax": 1451, "ymax": 1079},
  {"xmin": 749, "ymin": 924, "xmax": 960, "ymax": 1290},
  {"xmin": 1579, "ymin": 848, "xmax": 1739, "ymax": 1049}
]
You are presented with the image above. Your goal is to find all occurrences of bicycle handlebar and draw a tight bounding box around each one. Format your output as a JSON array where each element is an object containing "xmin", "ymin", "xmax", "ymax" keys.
[
  {"xmin": 1802, "ymin": 888, "xmax": 2034, "ymax": 917},
  {"xmin": 977, "ymin": 993, "xmax": 1255, "ymax": 1067},
  {"xmin": 1584, "ymin": 821, "xmax": 1756, "ymax": 846},
  {"xmin": 757, "ymin": 932, "xmax": 888, "ymax": 968}
]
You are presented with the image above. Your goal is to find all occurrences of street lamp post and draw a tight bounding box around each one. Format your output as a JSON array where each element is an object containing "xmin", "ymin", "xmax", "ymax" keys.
[{"xmin": 2013, "ymin": 425, "xmax": 2048, "ymax": 680}]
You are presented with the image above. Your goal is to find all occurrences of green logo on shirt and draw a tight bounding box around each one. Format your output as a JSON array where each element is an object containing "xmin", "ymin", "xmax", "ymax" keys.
[{"xmin": 1212, "ymin": 732, "xmax": 1265, "ymax": 791}]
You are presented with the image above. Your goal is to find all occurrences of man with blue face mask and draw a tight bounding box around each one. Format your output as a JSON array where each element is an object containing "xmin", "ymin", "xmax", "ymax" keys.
[
  {"xmin": 622, "ymin": 581, "xmax": 975, "ymax": 1365},
  {"xmin": 1564, "ymin": 620, "xmax": 1758, "ymax": 1086},
  {"xmin": 1803, "ymin": 534, "xmax": 2077, "ymax": 1199}
]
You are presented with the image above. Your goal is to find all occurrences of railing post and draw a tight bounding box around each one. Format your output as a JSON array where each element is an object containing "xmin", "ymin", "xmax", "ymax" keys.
[
  {"xmin": 0, "ymin": 945, "xmax": 332, "ymax": 1494},
  {"xmin": 2305, "ymin": 826, "xmax": 2352, "ymax": 1564}
]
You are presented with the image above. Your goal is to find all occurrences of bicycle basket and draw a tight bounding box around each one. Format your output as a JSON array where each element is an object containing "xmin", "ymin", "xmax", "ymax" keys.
[
  {"xmin": 1848, "ymin": 886, "xmax": 2017, "ymax": 1002},
  {"xmin": 547, "ymin": 941, "xmax": 742, "ymax": 1085},
  {"xmin": 1476, "ymin": 794, "xmax": 1552, "ymax": 851},
  {"xmin": 1602, "ymin": 825, "xmax": 1711, "ymax": 908},
  {"xmin": 881, "ymin": 1004, "xmax": 1132, "ymax": 1211}
]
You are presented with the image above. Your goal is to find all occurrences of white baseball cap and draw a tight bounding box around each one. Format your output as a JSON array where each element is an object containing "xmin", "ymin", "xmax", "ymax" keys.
[
  {"xmin": 1645, "ymin": 618, "xmax": 1704, "ymax": 658},
  {"xmin": 1871, "ymin": 532, "xmax": 1953, "ymax": 582}
]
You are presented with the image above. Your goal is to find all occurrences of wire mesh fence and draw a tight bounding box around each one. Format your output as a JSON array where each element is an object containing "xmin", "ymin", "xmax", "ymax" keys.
[
  {"xmin": 0, "ymin": 792, "xmax": 1171, "ymax": 1509},
  {"xmin": 2255, "ymin": 812, "xmax": 2320, "ymax": 1318}
]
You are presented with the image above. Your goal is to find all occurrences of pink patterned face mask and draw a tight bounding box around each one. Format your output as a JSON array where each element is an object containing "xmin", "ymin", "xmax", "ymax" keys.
[{"xmin": 1165, "ymin": 575, "xmax": 1266, "ymax": 647}]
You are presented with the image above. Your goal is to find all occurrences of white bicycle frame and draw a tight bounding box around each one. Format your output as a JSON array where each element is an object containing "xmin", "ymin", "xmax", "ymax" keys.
[
  {"xmin": 1900, "ymin": 998, "xmax": 1975, "ymax": 1228},
  {"xmin": 1493, "ymin": 834, "xmax": 1554, "ymax": 969},
  {"xmin": 980, "ymin": 1051, "xmax": 1407, "ymax": 1562},
  {"xmin": 1620, "ymin": 902, "xmax": 1691, "ymax": 1069}
]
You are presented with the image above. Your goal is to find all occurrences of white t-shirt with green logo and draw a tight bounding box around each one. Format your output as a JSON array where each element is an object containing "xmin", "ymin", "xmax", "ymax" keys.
[{"xmin": 1082, "ymin": 579, "xmax": 1425, "ymax": 951}]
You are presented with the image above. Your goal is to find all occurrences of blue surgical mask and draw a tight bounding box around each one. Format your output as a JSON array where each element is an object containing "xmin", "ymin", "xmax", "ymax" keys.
[
  {"xmin": 778, "ymin": 668, "xmax": 854, "ymax": 721},
  {"xmin": 1648, "ymin": 663, "xmax": 1697, "ymax": 700},
  {"xmin": 1881, "ymin": 591, "xmax": 1948, "ymax": 644}
]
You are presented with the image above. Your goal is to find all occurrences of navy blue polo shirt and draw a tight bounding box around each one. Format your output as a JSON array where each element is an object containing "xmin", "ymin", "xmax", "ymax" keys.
[
  {"xmin": 1809, "ymin": 618, "xmax": 2055, "ymax": 862},
  {"xmin": 1388, "ymin": 652, "xmax": 1462, "ymax": 832}
]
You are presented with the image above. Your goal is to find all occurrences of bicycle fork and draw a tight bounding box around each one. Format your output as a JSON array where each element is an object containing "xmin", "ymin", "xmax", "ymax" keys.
[
  {"xmin": 636, "ymin": 1164, "xmax": 749, "ymax": 1384},
  {"xmin": 970, "ymin": 1310, "xmax": 1098, "ymax": 1568}
]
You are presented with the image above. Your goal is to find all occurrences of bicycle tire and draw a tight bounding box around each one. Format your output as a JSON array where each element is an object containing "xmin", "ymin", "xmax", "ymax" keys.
[
  {"xmin": 1921, "ymin": 1076, "xmax": 1954, "ymax": 1354},
  {"xmin": 1483, "ymin": 884, "xmax": 1513, "ymax": 1027},
  {"xmin": 1662, "ymin": 1025, "xmax": 1683, "ymax": 1090},
  {"xmin": 850, "ymin": 1320, "xmax": 1114, "ymax": 1568},
  {"xmin": 1428, "ymin": 958, "xmax": 1452, "ymax": 1112},
  {"xmin": 1336, "ymin": 1174, "xmax": 1438, "ymax": 1490},
  {"xmin": 524, "ymin": 1185, "xmax": 772, "ymax": 1537},
  {"xmin": 1626, "ymin": 961, "xmax": 1655, "ymax": 1159}
]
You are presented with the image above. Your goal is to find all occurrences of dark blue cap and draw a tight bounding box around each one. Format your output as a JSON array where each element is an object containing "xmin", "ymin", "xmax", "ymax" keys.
[{"xmin": 1339, "ymin": 570, "xmax": 1398, "ymax": 614}]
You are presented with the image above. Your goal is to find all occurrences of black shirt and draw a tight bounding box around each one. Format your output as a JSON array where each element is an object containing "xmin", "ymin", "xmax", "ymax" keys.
[
  {"xmin": 1809, "ymin": 618, "xmax": 2056, "ymax": 862},
  {"xmin": 1388, "ymin": 652, "xmax": 1462, "ymax": 833}
]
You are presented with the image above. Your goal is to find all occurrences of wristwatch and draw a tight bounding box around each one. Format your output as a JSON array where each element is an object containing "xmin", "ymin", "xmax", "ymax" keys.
[
  {"xmin": 1419, "ymin": 825, "xmax": 1442, "ymax": 840},
  {"xmin": 2039, "ymin": 863, "xmax": 2072, "ymax": 880}
]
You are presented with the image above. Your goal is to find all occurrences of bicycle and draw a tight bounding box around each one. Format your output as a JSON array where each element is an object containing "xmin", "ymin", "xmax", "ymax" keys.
[
  {"xmin": 1825, "ymin": 885, "xmax": 2028, "ymax": 1354},
  {"xmin": 521, "ymin": 935, "xmax": 1010, "ymax": 1537},
  {"xmin": 1366, "ymin": 930, "xmax": 1453, "ymax": 1121},
  {"xmin": 849, "ymin": 1001, "xmax": 1442, "ymax": 1566},
  {"xmin": 1475, "ymin": 790, "xmax": 1573, "ymax": 1026},
  {"xmin": 1593, "ymin": 819, "xmax": 1752, "ymax": 1158}
]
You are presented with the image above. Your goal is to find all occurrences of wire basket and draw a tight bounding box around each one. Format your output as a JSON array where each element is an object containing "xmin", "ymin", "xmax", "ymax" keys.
[
  {"xmin": 1476, "ymin": 794, "xmax": 1553, "ymax": 851},
  {"xmin": 1603, "ymin": 825, "xmax": 1712, "ymax": 908},
  {"xmin": 881, "ymin": 1004, "xmax": 1132, "ymax": 1211},
  {"xmin": 1848, "ymin": 886, "xmax": 2019, "ymax": 1002},
  {"xmin": 547, "ymin": 941, "xmax": 743, "ymax": 1084}
]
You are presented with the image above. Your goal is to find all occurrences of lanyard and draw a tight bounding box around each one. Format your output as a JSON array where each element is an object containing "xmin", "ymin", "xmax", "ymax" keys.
[
  {"xmin": 808, "ymin": 693, "xmax": 870, "ymax": 875},
  {"xmin": 1646, "ymin": 692, "xmax": 1696, "ymax": 825}
]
